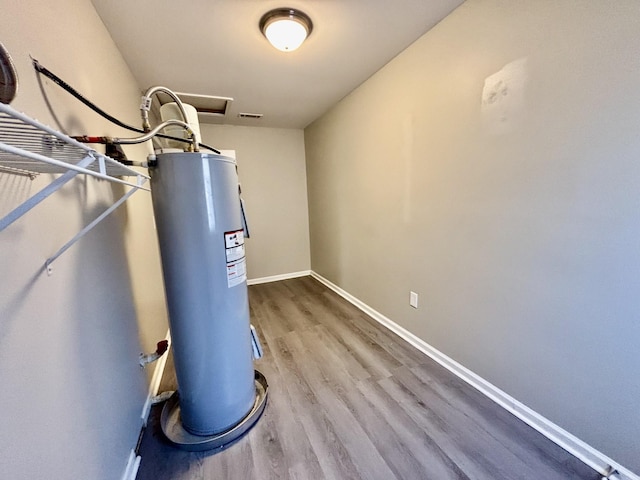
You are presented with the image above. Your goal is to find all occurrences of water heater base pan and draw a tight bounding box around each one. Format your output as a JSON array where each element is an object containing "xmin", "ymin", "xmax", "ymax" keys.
[{"xmin": 160, "ymin": 370, "xmax": 268, "ymax": 452}]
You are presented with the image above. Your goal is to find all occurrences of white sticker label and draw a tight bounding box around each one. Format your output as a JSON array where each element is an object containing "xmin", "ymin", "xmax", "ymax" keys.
[
  {"xmin": 226, "ymin": 245, "xmax": 245, "ymax": 263},
  {"xmin": 226, "ymin": 257, "xmax": 247, "ymax": 288},
  {"xmin": 224, "ymin": 230, "xmax": 246, "ymax": 287},
  {"xmin": 225, "ymin": 230, "xmax": 244, "ymax": 248}
]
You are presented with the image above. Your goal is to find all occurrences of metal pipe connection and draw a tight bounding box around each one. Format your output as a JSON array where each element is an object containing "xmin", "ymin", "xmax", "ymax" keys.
[
  {"xmin": 139, "ymin": 86, "xmax": 199, "ymax": 151},
  {"xmin": 113, "ymin": 119, "xmax": 198, "ymax": 151}
]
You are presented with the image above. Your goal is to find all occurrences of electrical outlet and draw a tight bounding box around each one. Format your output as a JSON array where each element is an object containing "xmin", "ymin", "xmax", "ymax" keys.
[{"xmin": 409, "ymin": 291, "xmax": 419, "ymax": 309}]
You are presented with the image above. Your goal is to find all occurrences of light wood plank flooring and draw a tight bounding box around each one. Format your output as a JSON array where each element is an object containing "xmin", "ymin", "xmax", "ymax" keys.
[{"xmin": 137, "ymin": 276, "xmax": 598, "ymax": 480}]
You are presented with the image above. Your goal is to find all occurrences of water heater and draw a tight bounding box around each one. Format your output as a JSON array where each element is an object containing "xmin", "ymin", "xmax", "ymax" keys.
[{"xmin": 150, "ymin": 151, "xmax": 267, "ymax": 451}]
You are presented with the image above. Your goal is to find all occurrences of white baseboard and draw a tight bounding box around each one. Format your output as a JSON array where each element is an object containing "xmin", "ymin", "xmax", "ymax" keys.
[
  {"xmin": 141, "ymin": 330, "xmax": 172, "ymax": 424},
  {"xmin": 310, "ymin": 271, "xmax": 638, "ymax": 480},
  {"xmin": 248, "ymin": 270, "xmax": 311, "ymax": 286},
  {"xmin": 121, "ymin": 449, "xmax": 141, "ymax": 480}
]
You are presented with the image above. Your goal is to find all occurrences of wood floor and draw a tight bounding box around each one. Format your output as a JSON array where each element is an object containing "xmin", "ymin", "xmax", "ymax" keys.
[{"xmin": 136, "ymin": 276, "xmax": 598, "ymax": 480}]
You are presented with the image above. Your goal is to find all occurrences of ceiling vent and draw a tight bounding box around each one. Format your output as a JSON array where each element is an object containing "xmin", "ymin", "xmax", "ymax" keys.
[
  {"xmin": 156, "ymin": 92, "xmax": 233, "ymax": 124},
  {"xmin": 238, "ymin": 112, "xmax": 263, "ymax": 119}
]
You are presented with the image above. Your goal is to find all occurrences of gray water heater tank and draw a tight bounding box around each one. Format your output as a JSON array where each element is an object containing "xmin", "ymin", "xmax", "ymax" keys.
[{"xmin": 150, "ymin": 151, "xmax": 265, "ymax": 447}]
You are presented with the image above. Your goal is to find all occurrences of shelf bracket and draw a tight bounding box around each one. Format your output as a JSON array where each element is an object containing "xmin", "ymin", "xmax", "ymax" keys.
[
  {"xmin": 45, "ymin": 177, "xmax": 148, "ymax": 275},
  {"xmin": 0, "ymin": 155, "xmax": 95, "ymax": 232}
]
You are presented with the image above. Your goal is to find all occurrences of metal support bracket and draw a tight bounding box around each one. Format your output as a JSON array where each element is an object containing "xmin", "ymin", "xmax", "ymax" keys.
[
  {"xmin": 0, "ymin": 155, "xmax": 94, "ymax": 232},
  {"xmin": 45, "ymin": 177, "xmax": 148, "ymax": 275}
]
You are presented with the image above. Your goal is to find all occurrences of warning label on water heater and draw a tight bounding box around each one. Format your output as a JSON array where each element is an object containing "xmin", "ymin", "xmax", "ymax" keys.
[{"xmin": 224, "ymin": 230, "xmax": 247, "ymax": 288}]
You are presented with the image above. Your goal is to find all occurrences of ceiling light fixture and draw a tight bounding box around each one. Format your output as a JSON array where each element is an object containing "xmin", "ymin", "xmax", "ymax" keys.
[{"xmin": 259, "ymin": 8, "xmax": 313, "ymax": 52}]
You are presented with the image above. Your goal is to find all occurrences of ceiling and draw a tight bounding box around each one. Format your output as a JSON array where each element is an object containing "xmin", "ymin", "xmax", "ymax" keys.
[{"xmin": 91, "ymin": 0, "xmax": 464, "ymax": 129}]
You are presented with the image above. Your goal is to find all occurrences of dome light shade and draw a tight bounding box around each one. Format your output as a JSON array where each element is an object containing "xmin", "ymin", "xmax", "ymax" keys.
[{"xmin": 260, "ymin": 8, "xmax": 313, "ymax": 52}]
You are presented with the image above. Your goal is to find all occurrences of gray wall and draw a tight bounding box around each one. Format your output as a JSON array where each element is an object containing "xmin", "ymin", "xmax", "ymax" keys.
[
  {"xmin": 305, "ymin": 0, "xmax": 640, "ymax": 471},
  {"xmin": 199, "ymin": 124, "xmax": 310, "ymax": 280},
  {"xmin": 0, "ymin": 0, "xmax": 167, "ymax": 478}
]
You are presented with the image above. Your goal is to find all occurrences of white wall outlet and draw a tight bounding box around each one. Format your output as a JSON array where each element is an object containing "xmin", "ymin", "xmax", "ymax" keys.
[{"xmin": 409, "ymin": 291, "xmax": 419, "ymax": 309}]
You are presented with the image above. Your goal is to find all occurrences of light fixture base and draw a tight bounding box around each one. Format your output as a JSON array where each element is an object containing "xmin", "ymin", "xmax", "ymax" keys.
[{"xmin": 259, "ymin": 8, "xmax": 313, "ymax": 52}]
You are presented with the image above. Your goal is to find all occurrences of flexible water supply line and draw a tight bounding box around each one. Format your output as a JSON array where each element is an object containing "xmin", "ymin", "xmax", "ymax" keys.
[
  {"xmin": 140, "ymin": 85, "xmax": 188, "ymax": 131},
  {"xmin": 139, "ymin": 86, "xmax": 199, "ymax": 152},
  {"xmin": 113, "ymin": 119, "xmax": 197, "ymax": 150}
]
